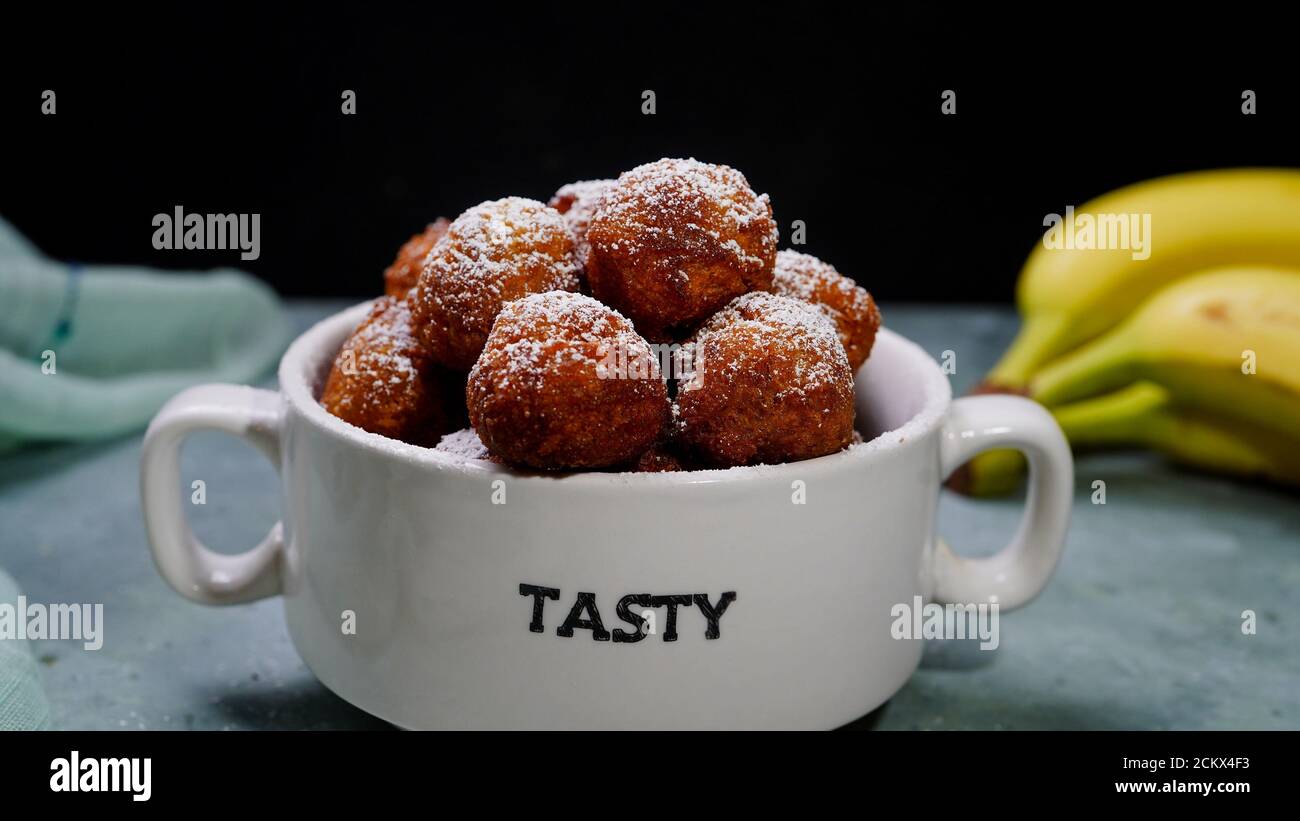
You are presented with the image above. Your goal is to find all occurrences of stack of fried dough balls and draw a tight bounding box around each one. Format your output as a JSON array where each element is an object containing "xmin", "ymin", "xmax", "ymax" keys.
[{"xmin": 320, "ymin": 157, "xmax": 881, "ymax": 471}]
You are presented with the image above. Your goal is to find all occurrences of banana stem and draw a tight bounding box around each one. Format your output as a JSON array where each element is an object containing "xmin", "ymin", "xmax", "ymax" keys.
[
  {"xmin": 1052, "ymin": 382, "xmax": 1171, "ymax": 446},
  {"xmin": 958, "ymin": 383, "xmax": 1170, "ymax": 498},
  {"xmin": 985, "ymin": 313, "xmax": 1074, "ymax": 390},
  {"xmin": 1054, "ymin": 383, "xmax": 1300, "ymax": 483},
  {"xmin": 1031, "ymin": 331, "xmax": 1137, "ymax": 407}
]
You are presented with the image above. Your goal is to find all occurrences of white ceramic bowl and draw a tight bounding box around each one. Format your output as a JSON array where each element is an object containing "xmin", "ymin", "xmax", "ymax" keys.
[{"xmin": 141, "ymin": 301, "xmax": 1072, "ymax": 729}]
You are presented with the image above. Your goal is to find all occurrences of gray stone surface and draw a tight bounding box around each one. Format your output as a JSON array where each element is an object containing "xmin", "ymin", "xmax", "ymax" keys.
[{"xmin": 2, "ymin": 301, "xmax": 1296, "ymax": 730}]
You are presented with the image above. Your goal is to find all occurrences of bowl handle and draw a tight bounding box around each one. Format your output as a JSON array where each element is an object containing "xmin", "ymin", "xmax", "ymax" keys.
[
  {"xmin": 140, "ymin": 384, "xmax": 284, "ymax": 604},
  {"xmin": 934, "ymin": 395, "xmax": 1073, "ymax": 611}
]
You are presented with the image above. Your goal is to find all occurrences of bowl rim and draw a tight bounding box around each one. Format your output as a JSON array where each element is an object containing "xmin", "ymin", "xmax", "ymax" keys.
[{"xmin": 279, "ymin": 300, "xmax": 953, "ymax": 486}]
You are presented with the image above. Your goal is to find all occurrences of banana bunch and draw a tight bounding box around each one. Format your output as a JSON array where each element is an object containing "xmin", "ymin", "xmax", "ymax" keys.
[
  {"xmin": 1054, "ymin": 382, "xmax": 1300, "ymax": 487},
  {"xmin": 958, "ymin": 169, "xmax": 1300, "ymax": 495}
]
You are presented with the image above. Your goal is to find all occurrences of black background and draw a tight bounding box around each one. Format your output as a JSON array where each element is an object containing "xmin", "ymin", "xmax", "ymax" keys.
[{"xmin": 1, "ymin": 9, "xmax": 1294, "ymax": 302}]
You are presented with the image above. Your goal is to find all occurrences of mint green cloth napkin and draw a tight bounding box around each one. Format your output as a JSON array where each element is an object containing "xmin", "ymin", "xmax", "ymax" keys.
[
  {"xmin": 0, "ymin": 216, "xmax": 291, "ymax": 446},
  {"xmin": 0, "ymin": 569, "xmax": 50, "ymax": 730}
]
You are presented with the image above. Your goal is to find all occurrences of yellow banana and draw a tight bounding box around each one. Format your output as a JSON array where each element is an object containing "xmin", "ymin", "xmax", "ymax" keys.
[
  {"xmin": 1054, "ymin": 382, "xmax": 1300, "ymax": 486},
  {"xmin": 957, "ymin": 382, "xmax": 1300, "ymax": 494},
  {"xmin": 1031, "ymin": 267, "xmax": 1300, "ymax": 439},
  {"xmin": 956, "ymin": 267, "xmax": 1300, "ymax": 495},
  {"xmin": 986, "ymin": 168, "xmax": 1300, "ymax": 391}
]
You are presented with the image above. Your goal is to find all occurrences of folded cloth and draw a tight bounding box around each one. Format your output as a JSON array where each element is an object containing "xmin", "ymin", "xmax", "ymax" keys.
[
  {"xmin": 0, "ymin": 568, "xmax": 51, "ymax": 730},
  {"xmin": 0, "ymin": 217, "xmax": 291, "ymax": 444}
]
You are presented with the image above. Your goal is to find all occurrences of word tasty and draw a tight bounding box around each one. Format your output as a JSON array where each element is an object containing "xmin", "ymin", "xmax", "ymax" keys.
[{"xmin": 519, "ymin": 584, "xmax": 737, "ymax": 642}]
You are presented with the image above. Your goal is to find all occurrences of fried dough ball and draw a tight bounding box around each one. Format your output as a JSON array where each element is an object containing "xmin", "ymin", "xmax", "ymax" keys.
[
  {"xmin": 411, "ymin": 198, "xmax": 580, "ymax": 370},
  {"xmin": 383, "ymin": 218, "xmax": 451, "ymax": 297},
  {"xmin": 467, "ymin": 291, "xmax": 669, "ymax": 470},
  {"xmin": 548, "ymin": 179, "xmax": 614, "ymax": 282},
  {"xmin": 320, "ymin": 296, "xmax": 467, "ymax": 446},
  {"xmin": 676, "ymin": 292, "xmax": 855, "ymax": 466},
  {"xmin": 585, "ymin": 158, "xmax": 779, "ymax": 341},
  {"xmin": 772, "ymin": 250, "xmax": 881, "ymax": 372}
]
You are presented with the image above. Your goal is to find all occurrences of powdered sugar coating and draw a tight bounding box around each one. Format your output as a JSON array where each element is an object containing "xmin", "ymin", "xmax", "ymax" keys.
[
  {"xmin": 596, "ymin": 159, "xmax": 777, "ymax": 265},
  {"xmin": 772, "ymin": 249, "xmax": 880, "ymax": 371},
  {"xmin": 342, "ymin": 298, "xmax": 423, "ymax": 394},
  {"xmin": 467, "ymin": 291, "xmax": 669, "ymax": 469},
  {"xmin": 585, "ymin": 158, "xmax": 779, "ymax": 341},
  {"xmin": 549, "ymin": 179, "xmax": 614, "ymax": 279},
  {"xmin": 473, "ymin": 291, "xmax": 658, "ymax": 388},
  {"xmin": 695, "ymin": 292, "xmax": 851, "ymax": 397},
  {"xmin": 434, "ymin": 427, "xmax": 493, "ymax": 460},
  {"xmin": 676, "ymin": 292, "xmax": 855, "ymax": 466},
  {"xmin": 412, "ymin": 197, "xmax": 580, "ymax": 370},
  {"xmin": 319, "ymin": 296, "xmax": 465, "ymax": 445}
]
